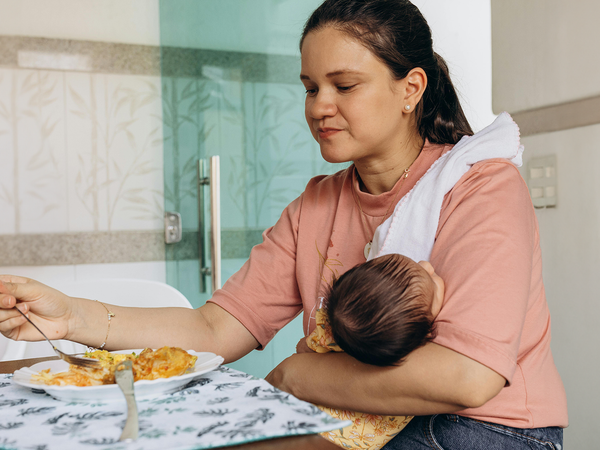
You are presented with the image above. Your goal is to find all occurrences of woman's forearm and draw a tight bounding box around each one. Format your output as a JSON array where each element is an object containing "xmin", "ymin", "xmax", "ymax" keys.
[
  {"xmin": 68, "ymin": 300, "xmax": 259, "ymax": 363},
  {"xmin": 267, "ymin": 342, "xmax": 505, "ymax": 416},
  {"xmin": 0, "ymin": 276, "xmax": 258, "ymax": 362}
]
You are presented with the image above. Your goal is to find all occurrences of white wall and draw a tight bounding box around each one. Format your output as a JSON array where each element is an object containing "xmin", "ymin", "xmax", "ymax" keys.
[
  {"xmin": 0, "ymin": 0, "xmax": 160, "ymax": 46},
  {"xmin": 492, "ymin": 0, "xmax": 600, "ymax": 113},
  {"xmin": 414, "ymin": 0, "xmax": 496, "ymax": 132},
  {"xmin": 520, "ymin": 126, "xmax": 600, "ymax": 449},
  {"xmin": 493, "ymin": 2, "xmax": 600, "ymax": 447}
]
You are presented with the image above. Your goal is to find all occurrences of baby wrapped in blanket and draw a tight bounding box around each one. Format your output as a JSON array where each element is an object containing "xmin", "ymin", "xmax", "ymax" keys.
[{"xmin": 307, "ymin": 253, "xmax": 444, "ymax": 449}]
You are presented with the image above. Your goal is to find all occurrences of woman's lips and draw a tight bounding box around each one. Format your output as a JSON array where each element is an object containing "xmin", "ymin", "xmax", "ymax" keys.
[{"xmin": 317, "ymin": 128, "xmax": 342, "ymax": 139}]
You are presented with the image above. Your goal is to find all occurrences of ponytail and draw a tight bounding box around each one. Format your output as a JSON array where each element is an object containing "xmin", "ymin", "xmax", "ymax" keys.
[
  {"xmin": 418, "ymin": 53, "xmax": 473, "ymax": 144},
  {"xmin": 301, "ymin": 0, "xmax": 473, "ymax": 145}
]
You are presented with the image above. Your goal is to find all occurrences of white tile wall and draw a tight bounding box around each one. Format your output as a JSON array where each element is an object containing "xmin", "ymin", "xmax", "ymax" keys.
[
  {"xmin": 0, "ymin": 68, "xmax": 164, "ymax": 236},
  {"xmin": 0, "ymin": 69, "xmax": 17, "ymax": 235},
  {"xmin": 16, "ymin": 69, "xmax": 69, "ymax": 234}
]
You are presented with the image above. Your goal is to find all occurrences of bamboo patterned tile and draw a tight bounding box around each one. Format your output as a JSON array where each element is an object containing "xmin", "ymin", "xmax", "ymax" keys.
[
  {"xmin": 0, "ymin": 69, "xmax": 15, "ymax": 234},
  {"xmin": 102, "ymin": 74, "xmax": 163, "ymax": 231},
  {"xmin": 65, "ymin": 71, "xmax": 103, "ymax": 232},
  {"xmin": 65, "ymin": 72, "xmax": 163, "ymax": 232},
  {"xmin": 16, "ymin": 69, "xmax": 68, "ymax": 234}
]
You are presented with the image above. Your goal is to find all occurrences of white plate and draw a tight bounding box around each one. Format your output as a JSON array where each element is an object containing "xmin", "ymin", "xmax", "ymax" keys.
[{"xmin": 12, "ymin": 349, "xmax": 224, "ymax": 402}]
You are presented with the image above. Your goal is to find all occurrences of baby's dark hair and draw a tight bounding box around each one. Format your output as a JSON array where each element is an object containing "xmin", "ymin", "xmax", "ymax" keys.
[{"xmin": 326, "ymin": 253, "xmax": 437, "ymax": 366}]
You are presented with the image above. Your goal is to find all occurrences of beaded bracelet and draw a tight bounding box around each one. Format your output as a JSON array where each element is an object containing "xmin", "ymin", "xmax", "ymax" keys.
[{"xmin": 95, "ymin": 300, "xmax": 115, "ymax": 350}]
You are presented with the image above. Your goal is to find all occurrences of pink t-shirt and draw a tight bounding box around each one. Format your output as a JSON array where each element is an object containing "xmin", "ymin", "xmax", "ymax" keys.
[{"xmin": 210, "ymin": 141, "xmax": 568, "ymax": 429}]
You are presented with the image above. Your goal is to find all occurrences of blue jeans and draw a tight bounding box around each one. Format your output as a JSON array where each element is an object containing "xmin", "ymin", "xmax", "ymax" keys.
[{"xmin": 384, "ymin": 414, "xmax": 563, "ymax": 449}]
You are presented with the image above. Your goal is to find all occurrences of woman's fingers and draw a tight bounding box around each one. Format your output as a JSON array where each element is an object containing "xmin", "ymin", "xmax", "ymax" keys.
[
  {"xmin": 0, "ymin": 293, "xmax": 16, "ymax": 308},
  {"xmin": 0, "ymin": 293, "xmax": 28, "ymax": 338},
  {"xmin": 0, "ymin": 307, "xmax": 29, "ymax": 337},
  {"xmin": 0, "ymin": 280, "xmax": 22, "ymax": 304},
  {"xmin": 0, "ymin": 275, "xmax": 31, "ymax": 284},
  {"xmin": 0, "ymin": 279, "xmax": 38, "ymax": 304},
  {"xmin": 0, "ymin": 275, "xmax": 71, "ymax": 342}
]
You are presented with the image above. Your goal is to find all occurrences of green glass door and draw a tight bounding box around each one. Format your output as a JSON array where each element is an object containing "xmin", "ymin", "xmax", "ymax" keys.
[{"xmin": 159, "ymin": 0, "xmax": 344, "ymax": 377}]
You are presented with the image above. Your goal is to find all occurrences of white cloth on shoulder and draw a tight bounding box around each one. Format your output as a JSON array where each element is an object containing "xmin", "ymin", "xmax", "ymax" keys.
[{"xmin": 368, "ymin": 111, "xmax": 524, "ymax": 263}]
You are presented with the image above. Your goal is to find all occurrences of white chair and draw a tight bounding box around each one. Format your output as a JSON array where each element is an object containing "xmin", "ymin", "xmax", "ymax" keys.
[{"xmin": 0, "ymin": 279, "xmax": 193, "ymax": 361}]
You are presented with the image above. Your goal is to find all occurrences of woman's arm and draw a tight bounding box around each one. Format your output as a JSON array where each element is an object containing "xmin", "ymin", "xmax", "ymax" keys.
[
  {"xmin": 74, "ymin": 302, "xmax": 259, "ymax": 363},
  {"xmin": 0, "ymin": 276, "xmax": 258, "ymax": 363},
  {"xmin": 266, "ymin": 342, "xmax": 505, "ymax": 415}
]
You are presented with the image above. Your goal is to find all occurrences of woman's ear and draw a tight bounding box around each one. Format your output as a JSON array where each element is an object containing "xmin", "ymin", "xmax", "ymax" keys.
[{"xmin": 401, "ymin": 67, "xmax": 427, "ymax": 113}]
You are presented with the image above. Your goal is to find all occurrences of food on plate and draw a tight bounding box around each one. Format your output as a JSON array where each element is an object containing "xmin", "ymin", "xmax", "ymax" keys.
[{"xmin": 31, "ymin": 347, "xmax": 198, "ymax": 387}]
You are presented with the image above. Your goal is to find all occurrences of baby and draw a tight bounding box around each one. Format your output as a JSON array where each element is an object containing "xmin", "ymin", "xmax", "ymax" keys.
[
  {"xmin": 309, "ymin": 253, "xmax": 444, "ymax": 364},
  {"xmin": 306, "ymin": 253, "xmax": 445, "ymax": 449}
]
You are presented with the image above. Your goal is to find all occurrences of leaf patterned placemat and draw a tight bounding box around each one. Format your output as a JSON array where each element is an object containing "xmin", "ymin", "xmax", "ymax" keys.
[{"xmin": 0, "ymin": 366, "xmax": 350, "ymax": 450}]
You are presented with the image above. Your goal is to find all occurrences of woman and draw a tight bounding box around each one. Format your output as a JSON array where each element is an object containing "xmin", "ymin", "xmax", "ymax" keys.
[{"xmin": 0, "ymin": 1, "xmax": 567, "ymax": 448}]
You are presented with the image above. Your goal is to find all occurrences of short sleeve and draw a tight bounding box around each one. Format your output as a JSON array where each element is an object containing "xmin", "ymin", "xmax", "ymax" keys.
[
  {"xmin": 430, "ymin": 159, "xmax": 538, "ymax": 384},
  {"xmin": 208, "ymin": 195, "xmax": 304, "ymax": 349}
]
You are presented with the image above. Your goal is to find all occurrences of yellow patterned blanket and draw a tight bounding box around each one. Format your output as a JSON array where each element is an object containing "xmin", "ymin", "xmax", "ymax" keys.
[{"xmin": 306, "ymin": 308, "xmax": 412, "ymax": 449}]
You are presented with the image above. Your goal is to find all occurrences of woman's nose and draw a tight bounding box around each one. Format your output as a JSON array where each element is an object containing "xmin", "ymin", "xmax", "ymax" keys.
[{"xmin": 307, "ymin": 91, "xmax": 337, "ymax": 119}]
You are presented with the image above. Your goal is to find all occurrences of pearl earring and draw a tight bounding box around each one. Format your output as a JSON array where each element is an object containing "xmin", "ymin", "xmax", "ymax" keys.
[{"xmin": 404, "ymin": 105, "xmax": 411, "ymax": 111}]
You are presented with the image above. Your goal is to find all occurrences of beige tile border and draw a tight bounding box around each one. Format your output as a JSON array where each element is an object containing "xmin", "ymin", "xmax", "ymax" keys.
[
  {"xmin": 1, "ymin": 231, "xmax": 165, "ymax": 266},
  {"xmin": 0, "ymin": 35, "xmax": 160, "ymax": 75},
  {"xmin": 1, "ymin": 228, "xmax": 265, "ymax": 266},
  {"xmin": 0, "ymin": 35, "xmax": 300, "ymax": 83},
  {"xmin": 511, "ymin": 95, "xmax": 600, "ymax": 136}
]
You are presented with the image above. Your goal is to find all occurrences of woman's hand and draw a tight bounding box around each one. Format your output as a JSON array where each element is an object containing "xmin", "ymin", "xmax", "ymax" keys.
[{"xmin": 0, "ymin": 275, "xmax": 73, "ymax": 342}]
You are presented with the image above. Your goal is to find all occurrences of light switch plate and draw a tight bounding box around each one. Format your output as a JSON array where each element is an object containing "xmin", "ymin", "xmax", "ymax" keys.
[{"xmin": 527, "ymin": 155, "xmax": 557, "ymax": 209}]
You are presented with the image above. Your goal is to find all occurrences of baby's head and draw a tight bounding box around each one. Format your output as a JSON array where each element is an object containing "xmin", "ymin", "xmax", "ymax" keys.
[{"xmin": 325, "ymin": 253, "xmax": 444, "ymax": 366}]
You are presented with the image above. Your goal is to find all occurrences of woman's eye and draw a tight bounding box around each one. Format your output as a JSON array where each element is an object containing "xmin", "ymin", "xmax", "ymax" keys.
[
  {"xmin": 338, "ymin": 85, "xmax": 355, "ymax": 92},
  {"xmin": 305, "ymin": 88, "xmax": 317, "ymax": 96}
]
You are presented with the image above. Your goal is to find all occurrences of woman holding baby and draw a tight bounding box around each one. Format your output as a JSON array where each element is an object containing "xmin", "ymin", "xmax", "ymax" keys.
[{"xmin": 0, "ymin": 1, "xmax": 567, "ymax": 448}]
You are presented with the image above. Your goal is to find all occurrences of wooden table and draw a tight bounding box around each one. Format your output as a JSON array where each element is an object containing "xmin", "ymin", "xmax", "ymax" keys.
[{"xmin": 0, "ymin": 357, "xmax": 339, "ymax": 450}]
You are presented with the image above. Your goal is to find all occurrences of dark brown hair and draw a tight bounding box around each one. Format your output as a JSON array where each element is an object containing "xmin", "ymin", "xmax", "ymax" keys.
[
  {"xmin": 301, "ymin": 0, "xmax": 473, "ymax": 145},
  {"xmin": 325, "ymin": 253, "xmax": 437, "ymax": 366}
]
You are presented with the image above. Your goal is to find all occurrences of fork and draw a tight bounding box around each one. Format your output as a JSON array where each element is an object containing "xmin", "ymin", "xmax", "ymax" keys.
[
  {"xmin": 14, "ymin": 307, "xmax": 102, "ymax": 369},
  {"xmin": 115, "ymin": 360, "xmax": 138, "ymax": 441}
]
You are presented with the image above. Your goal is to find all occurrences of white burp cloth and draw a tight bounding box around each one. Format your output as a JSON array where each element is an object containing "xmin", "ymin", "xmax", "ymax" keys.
[{"xmin": 369, "ymin": 112, "xmax": 524, "ymax": 263}]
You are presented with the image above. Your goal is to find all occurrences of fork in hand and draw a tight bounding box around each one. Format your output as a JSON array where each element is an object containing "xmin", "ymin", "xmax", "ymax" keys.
[{"xmin": 14, "ymin": 307, "xmax": 102, "ymax": 369}]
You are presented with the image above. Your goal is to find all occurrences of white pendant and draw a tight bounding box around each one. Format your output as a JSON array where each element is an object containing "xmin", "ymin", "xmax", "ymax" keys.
[{"xmin": 364, "ymin": 241, "xmax": 372, "ymax": 259}]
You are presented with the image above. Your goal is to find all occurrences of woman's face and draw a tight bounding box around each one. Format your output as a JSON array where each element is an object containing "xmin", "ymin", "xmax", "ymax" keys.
[{"xmin": 300, "ymin": 27, "xmax": 409, "ymax": 165}]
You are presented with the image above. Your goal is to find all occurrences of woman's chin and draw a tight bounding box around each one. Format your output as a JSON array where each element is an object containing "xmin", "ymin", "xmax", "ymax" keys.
[{"xmin": 319, "ymin": 150, "xmax": 353, "ymax": 165}]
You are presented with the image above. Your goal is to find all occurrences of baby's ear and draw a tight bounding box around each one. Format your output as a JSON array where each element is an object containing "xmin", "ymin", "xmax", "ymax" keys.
[
  {"xmin": 430, "ymin": 276, "xmax": 445, "ymax": 318},
  {"xmin": 418, "ymin": 260, "xmax": 434, "ymax": 275}
]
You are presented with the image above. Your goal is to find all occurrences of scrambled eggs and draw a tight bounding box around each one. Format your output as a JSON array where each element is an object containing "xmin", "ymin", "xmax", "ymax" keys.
[{"xmin": 32, "ymin": 347, "xmax": 197, "ymax": 387}]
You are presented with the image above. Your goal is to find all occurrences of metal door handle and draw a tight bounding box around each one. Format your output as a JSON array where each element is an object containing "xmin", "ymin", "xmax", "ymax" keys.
[{"xmin": 197, "ymin": 156, "xmax": 221, "ymax": 293}]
